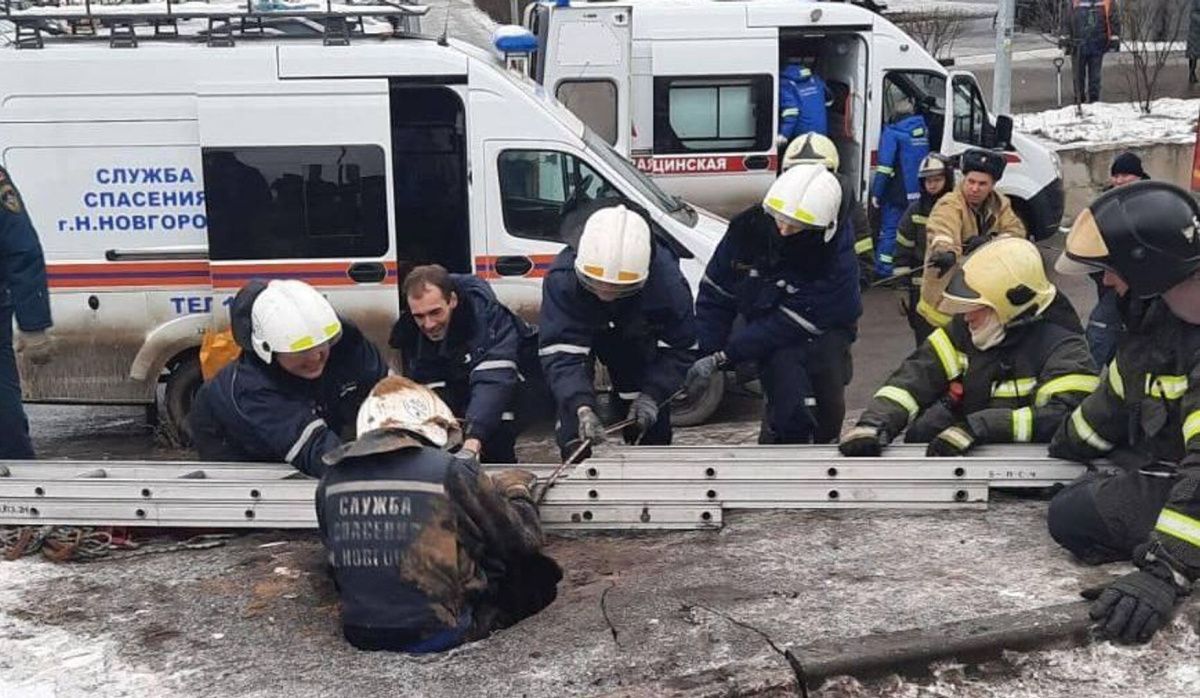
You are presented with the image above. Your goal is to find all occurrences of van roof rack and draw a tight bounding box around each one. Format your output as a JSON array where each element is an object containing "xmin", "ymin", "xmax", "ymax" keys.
[{"xmin": 1, "ymin": 0, "xmax": 429, "ymax": 49}]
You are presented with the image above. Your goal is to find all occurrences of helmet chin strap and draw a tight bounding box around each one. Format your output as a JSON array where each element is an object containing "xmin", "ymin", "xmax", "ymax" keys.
[{"xmin": 969, "ymin": 312, "xmax": 1007, "ymax": 350}]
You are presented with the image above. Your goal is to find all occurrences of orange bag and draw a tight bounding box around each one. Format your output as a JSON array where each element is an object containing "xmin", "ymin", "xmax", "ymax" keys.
[{"xmin": 199, "ymin": 328, "xmax": 242, "ymax": 382}]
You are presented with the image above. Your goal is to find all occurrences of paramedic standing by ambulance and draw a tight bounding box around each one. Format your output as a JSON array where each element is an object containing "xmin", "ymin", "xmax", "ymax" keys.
[
  {"xmin": 539, "ymin": 202, "xmax": 697, "ymax": 458},
  {"xmin": 778, "ymin": 61, "xmax": 829, "ymax": 143},
  {"xmin": 0, "ymin": 166, "xmax": 54, "ymax": 460},
  {"xmin": 870, "ymin": 95, "xmax": 930, "ymax": 279}
]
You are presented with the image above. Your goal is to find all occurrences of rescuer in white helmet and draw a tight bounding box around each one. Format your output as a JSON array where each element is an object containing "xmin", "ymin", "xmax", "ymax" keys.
[
  {"xmin": 189, "ymin": 279, "xmax": 388, "ymax": 477},
  {"xmin": 316, "ymin": 376, "xmax": 561, "ymax": 653},
  {"xmin": 538, "ymin": 201, "xmax": 697, "ymax": 457},
  {"xmin": 687, "ymin": 162, "xmax": 861, "ymax": 444},
  {"xmin": 782, "ymin": 132, "xmax": 872, "ymax": 278}
]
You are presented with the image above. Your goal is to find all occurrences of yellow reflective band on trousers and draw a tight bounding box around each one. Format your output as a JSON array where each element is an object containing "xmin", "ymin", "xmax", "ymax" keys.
[
  {"xmin": 1155, "ymin": 508, "xmax": 1200, "ymax": 549},
  {"xmin": 1070, "ymin": 407, "xmax": 1115, "ymax": 452},
  {"xmin": 1011, "ymin": 407, "xmax": 1034, "ymax": 442},
  {"xmin": 1185, "ymin": 410, "xmax": 1200, "ymax": 443},
  {"xmin": 917, "ymin": 298, "xmax": 952, "ymax": 328},
  {"xmin": 1145, "ymin": 374, "xmax": 1188, "ymax": 400},
  {"xmin": 927, "ymin": 328, "xmax": 961, "ymax": 380},
  {"xmin": 1034, "ymin": 374, "xmax": 1101, "ymax": 407},
  {"xmin": 855, "ymin": 238, "xmax": 874, "ymax": 254},
  {"xmin": 1107, "ymin": 360, "xmax": 1125, "ymax": 399},
  {"xmin": 991, "ymin": 377, "xmax": 1037, "ymax": 399},
  {"xmin": 875, "ymin": 385, "xmax": 919, "ymax": 420}
]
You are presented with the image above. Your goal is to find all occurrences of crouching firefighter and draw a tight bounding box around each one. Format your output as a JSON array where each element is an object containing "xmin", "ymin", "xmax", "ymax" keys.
[
  {"xmin": 839, "ymin": 237, "xmax": 1097, "ymax": 457},
  {"xmin": 1045, "ymin": 182, "xmax": 1200, "ymax": 645},
  {"xmin": 539, "ymin": 202, "xmax": 697, "ymax": 458},
  {"xmin": 688, "ymin": 163, "xmax": 860, "ymax": 444},
  {"xmin": 390, "ymin": 264, "xmax": 539, "ymax": 464},
  {"xmin": 189, "ymin": 279, "xmax": 388, "ymax": 477},
  {"xmin": 317, "ymin": 376, "xmax": 562, "ymax": 652}
]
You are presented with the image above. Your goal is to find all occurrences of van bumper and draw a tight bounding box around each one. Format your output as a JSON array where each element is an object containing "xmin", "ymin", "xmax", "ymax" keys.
[{"xmin": 1025, "ymin": 177, "xmax": 1065, "ymax": 241}]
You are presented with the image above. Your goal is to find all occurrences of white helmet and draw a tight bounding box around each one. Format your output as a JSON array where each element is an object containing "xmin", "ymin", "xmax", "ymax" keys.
[
  {"xmin": 762, "ymin": 163, "xmax": 843, "ymax": 242},
  {"xmin": 250, "ymin": 279, "xmax": 342, "ymax": 364},
  {"xmin": 574, "ymin": 204, "xmax": 652, "ymax": 300},
  {"xmin": 782, "ymin": 132, "xmax": 840, "ymax": 172},
  {"xmin": 355, "ymin": 376, "xmax": 462, "ymax": 448}
]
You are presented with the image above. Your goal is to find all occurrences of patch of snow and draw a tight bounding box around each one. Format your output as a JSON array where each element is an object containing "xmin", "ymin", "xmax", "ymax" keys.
[
  {"xmin": 0, "ymin": 559, "xmax": 182, "ymax": 697},
  {"xmin": 883, "ymin": 0, "xmax": 995, "ymax": 19},
  {"xmin": 1013, "ymin": 97, "xmax": 1200, "ymax": 150}
]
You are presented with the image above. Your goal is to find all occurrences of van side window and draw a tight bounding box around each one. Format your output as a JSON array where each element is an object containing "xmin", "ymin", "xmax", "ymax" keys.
[
  {"xmin": 557, "ymin": 79, "xmax": 619, "ymax": 145},
  {"xmin": 951, "ymin": 75, "xmax": 988, "ymax": 146},
  {"xmin": 202, "ymin": 145, "xmax": 387, "ymax": 261},
  {"xmin": 498, "ymin": 150, "xmax": 622, "ymax": 242},
  {"xmin": 653, "ymin": 75, "xmax": 773, "ymax": 154},
  {"xmin": 882, "ymin": 71, "xmax": 947, "ymax": 150}
]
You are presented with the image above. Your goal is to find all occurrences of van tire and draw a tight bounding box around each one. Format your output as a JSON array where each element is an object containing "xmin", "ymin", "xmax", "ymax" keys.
[
  {"xmin": 670, "ymin": 371, "xmax": 725, "ymax": 427},
  {"xmin": 164, "ymin": 354, "xmax": 202, "ymax": 446}
]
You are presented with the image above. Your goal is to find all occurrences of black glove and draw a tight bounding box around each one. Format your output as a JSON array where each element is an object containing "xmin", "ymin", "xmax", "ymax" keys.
[
  {"xmin": 929, "ymin": 250, "xmax": 957, "ymax": 278},
  {"xmin": 624, "ymin": 394, "xmax": 660, "ymax": 443},
  {"xmin": 962, "ymin": 235, "xmax": 989, "ymax": 256},
  {"xmin": 684, "ymin": 352, "xmax": 726, "ymax": 400},
  {"xmin": 1089, "ymin": 563, "xmax": 1185, "ymax": 644},
  {"xmin": 576, "ymin": 406, "xmax": 606, "ymax": 445},
  {"xmin": 838, "ymin": 424, "xmax": 889, "ymax": 457},
  {"xmin": 926, "ymin": 425, "xmax": 976, "ymax": 457}
]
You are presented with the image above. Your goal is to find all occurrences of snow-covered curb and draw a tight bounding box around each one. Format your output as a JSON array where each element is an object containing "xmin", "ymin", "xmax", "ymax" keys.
[
  {"xmin": 1015, "ymin": 97, "xmax": 1200, "ymax": 151},
  {"xmin": 883, "ymin": 0, "xmax": 995, "ymax": 20}
]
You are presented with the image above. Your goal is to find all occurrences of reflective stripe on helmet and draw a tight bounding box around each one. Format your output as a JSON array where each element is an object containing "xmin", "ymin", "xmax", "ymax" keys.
[
  {"xmin": 875, "ymin": 385, "xmax": 918, "ymax": 420},
  {"xmin": 1034, "ymin": 374, "xmax": 1101, "ymax": 407}
]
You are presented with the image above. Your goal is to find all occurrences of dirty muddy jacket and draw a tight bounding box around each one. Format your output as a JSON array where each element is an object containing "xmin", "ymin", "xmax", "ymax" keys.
[
  {"xmin": 390, "ymin": 274, "xmax": 538, "ymax": 444},
  {"xmin": 920, "ymin": 184, "xmax": 1027, "ymax": 327},
  {"xmin": 856, "ymin": 294, "xmax": 1097, "ymax": 445},
  {"xmin": 190, "ymin": 313, "xmax": 387, "ymax": 478},
  {"xmin": 1051, "ymin": 300, "xmax": 1200, "ymax": 580},
  {"xmin": 0, "ymin": 167, "xmax": 51, "ymax": 332},
  {"xmin": 316, "ymin": 444, "xmax": 545, "ymax": 648}
]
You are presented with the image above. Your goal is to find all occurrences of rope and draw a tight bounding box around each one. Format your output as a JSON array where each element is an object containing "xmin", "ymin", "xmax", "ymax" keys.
[{"xmin": 0, "ymin": 526, "xmax": 230, "ymax": 562}]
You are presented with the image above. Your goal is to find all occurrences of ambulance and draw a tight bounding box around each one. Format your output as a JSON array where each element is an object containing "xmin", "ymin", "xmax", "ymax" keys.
[
  {"xmin": 512, "ymin": 0, "xmax": 1065, "ymax": 232},
  {"xmin": 0, "ymin": 3, "xmax": 727, "ymax": 436}
]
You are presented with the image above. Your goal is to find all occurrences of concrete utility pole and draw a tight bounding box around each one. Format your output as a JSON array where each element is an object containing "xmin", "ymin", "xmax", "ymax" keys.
[{"xmin": 993, "ymin": 0, "xmax": 1016, "ymax": 115}]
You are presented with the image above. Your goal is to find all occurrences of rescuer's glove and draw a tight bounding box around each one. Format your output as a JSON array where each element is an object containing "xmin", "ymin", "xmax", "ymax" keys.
[
  {"xmin": 838, "ymin": 423, "xmax": 889, "ymax": 457},
  {"xmin": 926, "ymin": 424, "xmax": 977, "ymax": 457},
  {"xmin": 577, "ymin": 406, "xmax": 607, "ymax": 445},
  {"xmin": 624, "ymin": 393, "xmax": 660, "ymax": 444},
  {"xmin": 1089, "ymin": 561, "xmax": 1185, "ymax": 644},
  {"xmin": 684, "ymin": 352, "xmax": 726, "ymax": 400},
  {"xmin": 929, "ymin": 250, "xmax": 957, "ymax": 278},
  {"xmin": 15, "ymin": 330, "xmax": 54, "ymax": 366}
]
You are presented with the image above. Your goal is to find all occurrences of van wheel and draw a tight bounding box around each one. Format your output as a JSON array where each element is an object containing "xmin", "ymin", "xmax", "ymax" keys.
[
  {"xmin": 164, "ymin": 355, "xmax": 202, "ymax": 446},
  {"xmin": 670, "ymin": 372, "xmax": 725, "ymax": 427}
]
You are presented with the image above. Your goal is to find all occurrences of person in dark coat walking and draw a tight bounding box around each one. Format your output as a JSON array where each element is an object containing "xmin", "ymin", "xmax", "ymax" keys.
[
  {"xmin": 0, "ymin": 166, "xmax": 54, "ymax": 460},
  {"xmin": 1189, "ymin": 0, "xmax": 1200, "ymax": 84},
  {"xmin": 1062, "ymin": 0, "xmax": 1121, "ymax": 103}
]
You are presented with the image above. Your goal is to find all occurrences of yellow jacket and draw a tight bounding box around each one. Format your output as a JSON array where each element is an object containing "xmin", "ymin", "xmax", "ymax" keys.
[{"xmin": 919, "ymin": 184, "xmax": 1027, "ymax": 326}]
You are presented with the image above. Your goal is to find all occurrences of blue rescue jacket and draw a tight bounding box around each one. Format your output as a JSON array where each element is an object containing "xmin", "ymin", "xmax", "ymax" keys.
[
  {"xmin": 697, "ymin": 205, "xmax": 861, "ymax": 363},
  {"xmin": 779, "ymin": 64, "xmax": 829, "ymax": 140},
  {"xmin": 0, "ymin": 167, "xmax": 52, "ymax": 332},
  {"xmin": 190, "ymin": 282, "xmax": 388, "ymax": 477},
  {"xmin": 871, "ymin": 114, "xmax": 931, "ymax": 207},
  {"xmin": 390, "ymin": 274, "xmax": 538, "ymax": 444},
  {"xmin": 538, "ymin": 240, "xmax": 697, "ymax": 415}
]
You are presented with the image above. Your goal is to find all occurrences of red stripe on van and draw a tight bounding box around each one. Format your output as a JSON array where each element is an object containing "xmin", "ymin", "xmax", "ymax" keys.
[
  {"xmin": 473, "ymin": 255, "xmax": 556, "ymax": 280},
  {"xmin": 46, "ymin": 261, "xmax": 211, "ymax": 289},
  {"xmin": 633, "ymin": 154, "xmax": 778, "ymax": 177},
  {"xmin": 210, "ymin": 261, "xmax": 399, "ymax": 289}
]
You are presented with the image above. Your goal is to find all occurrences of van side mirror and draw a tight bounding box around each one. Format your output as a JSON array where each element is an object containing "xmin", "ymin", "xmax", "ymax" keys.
[{"xmin": 993, "ymin": 115, "xmax": 1014, "ymax": 151}]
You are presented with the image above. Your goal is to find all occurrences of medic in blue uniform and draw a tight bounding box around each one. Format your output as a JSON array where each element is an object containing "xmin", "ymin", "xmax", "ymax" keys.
[
  {"xmin": 871, "ymin": 97, "xmax": 931, "ymax": 278},
  {"xmin": 779, "ymin": 62, "xmax": 830, "ymax": 142}
]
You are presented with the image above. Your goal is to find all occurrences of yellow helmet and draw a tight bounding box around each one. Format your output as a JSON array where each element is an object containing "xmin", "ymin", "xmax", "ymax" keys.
[
  {"xmin": 782, "ymin": 132, "xmax": 840, "ymax": 172},
  {"xmin": 939, "ymin": 237, "xmax": 1057, "ymax": 325}
]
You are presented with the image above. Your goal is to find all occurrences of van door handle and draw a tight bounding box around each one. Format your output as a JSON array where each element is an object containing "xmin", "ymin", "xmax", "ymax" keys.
[
  {"xmin": 494, "ymin": 256, "xmax": 534, "ymax": 277},
  {"xmin": 347, "ymin": 262, "xmax": 387, "ymax": 284},
  {"xmin": 743, "ymin": 155, "xmax": 771, "ymax": 170}
]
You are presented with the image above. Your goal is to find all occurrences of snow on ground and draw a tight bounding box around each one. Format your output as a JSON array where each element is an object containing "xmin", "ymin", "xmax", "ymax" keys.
[
  {"xmin": 883, "ymin": 0, "xmax": 996, "ymax": 19},
  {"xmin": 1014, "ymin": 97, "xmax": 1200, "ymax": 150},
  {"xmin": 0, "ymin": 558, "xmax": 182, "ymax": 697}
]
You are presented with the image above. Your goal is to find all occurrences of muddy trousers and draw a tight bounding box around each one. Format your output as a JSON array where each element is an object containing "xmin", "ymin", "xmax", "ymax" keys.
[
  {"xmin": 1046, "ymin": 468, "xmax": 1178, "ymax": 565},
  {"xmin": 758, "ymin": 329, "xmax": 854, "ymax": 445},
  {"xmin": 0, "ymin": 305, "xmax": 34, "ymax": 460}
]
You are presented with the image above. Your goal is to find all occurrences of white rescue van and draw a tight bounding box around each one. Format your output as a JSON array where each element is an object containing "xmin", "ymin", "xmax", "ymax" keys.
[
  {"xmin": 512, "ymin": 0, "xmax": 1065, "ymax": 235},
  {"xmin": 0, "ymin": 4, "xmax": 726, "ymax": 434}
]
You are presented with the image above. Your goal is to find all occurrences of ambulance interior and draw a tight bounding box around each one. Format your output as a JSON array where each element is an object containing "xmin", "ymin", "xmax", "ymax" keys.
[{"xmin": 778, "ymin": 31, "xmax": 867, "ymax": 197}]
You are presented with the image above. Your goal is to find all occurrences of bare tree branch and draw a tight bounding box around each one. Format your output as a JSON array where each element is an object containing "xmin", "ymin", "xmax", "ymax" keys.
[
  {"xmin": 1119, "ymin": 0, "xmax": 1186, "ymax": 114},
  {"xmin": 894, "ymin": 9, "xmax": 971, "ymax": 61}
]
